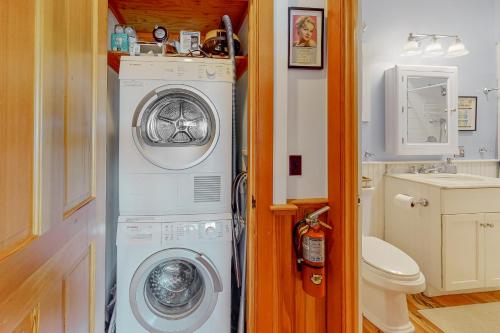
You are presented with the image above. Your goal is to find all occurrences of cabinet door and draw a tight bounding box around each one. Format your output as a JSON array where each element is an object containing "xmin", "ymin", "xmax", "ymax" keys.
[
  {"xmin": 484, "ymin": 213, "xmax": 500, "ymax": 287},
  {"xmin": 442, "ymin": 214, "xmax": 484, "ymax": 291},
  {"xmin": 390, "ymin": 65, "xmax": 459, "ymax": 156}
]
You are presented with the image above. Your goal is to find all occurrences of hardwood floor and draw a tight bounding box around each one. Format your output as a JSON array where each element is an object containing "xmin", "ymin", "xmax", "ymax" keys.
[{"xmin": 362, "ymin": 291, "xmax": 500, "ymax": 333}]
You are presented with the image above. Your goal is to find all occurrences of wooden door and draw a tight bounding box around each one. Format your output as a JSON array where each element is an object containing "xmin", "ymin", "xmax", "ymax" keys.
[
  {"xmin": 0, "ymin": 0, "xmax": 107, "ymax": 332},
  {"xmin": 442, "ymin": 214, "xmax": 484, "ymax": 291},
  {"xmin": 484, "ymin": 213, "xmax": 500, "ymax": 287}
]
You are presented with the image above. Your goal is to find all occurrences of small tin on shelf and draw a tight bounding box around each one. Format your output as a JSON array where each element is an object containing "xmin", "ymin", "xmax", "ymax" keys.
[{"xmin": 111, "ymin": 33, "xmax": 129, "ymax": 52}]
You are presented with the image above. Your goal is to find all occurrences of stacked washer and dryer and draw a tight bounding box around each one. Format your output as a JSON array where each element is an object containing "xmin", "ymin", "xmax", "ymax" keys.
[{"xmin": 116, "ymin": 56, "xmax": 234, "ymax": 333}]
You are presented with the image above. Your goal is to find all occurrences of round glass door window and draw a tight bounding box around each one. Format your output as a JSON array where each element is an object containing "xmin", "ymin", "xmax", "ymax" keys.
[
  {"xmin": 133, "ymin": 85, "xmax": 220, "ymax": 170},
  {"xmin": 145, "ymin": 259, "xmax": 204, "ymax": 318},
  {"xmin": 130, "ymin": 249, "xmax": 222, "ymax": 333}
]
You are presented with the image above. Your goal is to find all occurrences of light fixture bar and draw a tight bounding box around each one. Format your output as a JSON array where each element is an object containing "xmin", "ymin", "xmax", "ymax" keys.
[
  {"xmin": 411, "ymin": 33, "xmax": 458, "ymax": 40},
  {"xmin": 402, "ymin": 33, "xmax": 469, "ymax": 58}
]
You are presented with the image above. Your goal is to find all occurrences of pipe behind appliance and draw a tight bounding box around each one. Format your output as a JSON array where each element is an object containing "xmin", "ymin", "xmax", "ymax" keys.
[{"xmin": 221, "ymin": 14, "xmax": 237, "ymax": 180}]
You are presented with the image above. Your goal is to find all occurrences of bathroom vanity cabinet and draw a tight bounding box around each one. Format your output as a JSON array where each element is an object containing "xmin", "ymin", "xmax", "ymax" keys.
[
  {"xmin": 385, "ymin": 65, "xmax": 458, "ymax": 155},
  {"xmin": 385, "ymin": 173, "xmax": 500, "ymax": 296},
  {"xmin": 442, "ymin": 213, "xmax": 500, "ymax": 291}
]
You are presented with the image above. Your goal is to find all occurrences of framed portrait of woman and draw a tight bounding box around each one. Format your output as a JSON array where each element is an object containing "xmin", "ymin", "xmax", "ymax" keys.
[{"xmin": 288, "ymin": 7, "xmax": 324, "ymax": 69}]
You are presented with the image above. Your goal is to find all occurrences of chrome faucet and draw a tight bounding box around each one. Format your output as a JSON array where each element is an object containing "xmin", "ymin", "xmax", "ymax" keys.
[
  {"xmin": 409, "ymin": 158, "xmax": 457, "ymax": 174},
  {"xmin": 418, "ymin": 164, "xmax": 440, "ymax": 174},
  {"xmin": 441, "ymin": 157, "xmax": 457, "ymax": 174}
]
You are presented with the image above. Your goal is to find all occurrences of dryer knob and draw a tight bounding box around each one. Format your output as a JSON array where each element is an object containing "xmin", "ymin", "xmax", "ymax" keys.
[
  {"xmin": 205, "ymin": 226, "xmax": 216, "ymax": 235},
  {"xmin": 206, "ymin": 65, "xmax": 216, "ymax": 78}
]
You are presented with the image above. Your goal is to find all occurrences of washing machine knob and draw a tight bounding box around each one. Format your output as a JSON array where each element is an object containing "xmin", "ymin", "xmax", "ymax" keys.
[{"xmin": 206, "ymin": 65, "xmax": 216, "ymax": 78}]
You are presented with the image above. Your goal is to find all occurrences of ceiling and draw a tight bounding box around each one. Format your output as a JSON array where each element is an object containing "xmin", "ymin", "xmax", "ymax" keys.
[{"xmin": 109, "ymin": 0, "xmax": 248, "ymax": 35}]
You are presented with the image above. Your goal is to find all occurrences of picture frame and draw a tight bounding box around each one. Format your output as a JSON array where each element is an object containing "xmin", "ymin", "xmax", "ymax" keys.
[
  {"xmin": 288, "ymin": 7, "xmax": 324, "ymax": 69},
  {"xmin": 179, "ymin": 31, "xmax": 201, "ymax": 54},
  {"xmin": 458, "ymin": 96, "xmax": 477, "ymax": 131}
]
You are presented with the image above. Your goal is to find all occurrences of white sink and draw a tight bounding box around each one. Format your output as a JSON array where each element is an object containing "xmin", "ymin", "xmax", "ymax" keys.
[
  {"xmin": 387, "ymin": 173, "xmax": 500, "ymax": 188},
  {"xmin": 419, "ymin": 174, "xmax": 485, "ymax": 182}
]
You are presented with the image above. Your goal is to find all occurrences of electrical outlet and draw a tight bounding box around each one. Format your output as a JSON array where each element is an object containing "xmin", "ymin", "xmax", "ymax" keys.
[
  {"xmin": 454, "ymin": 146, "xmax": 465, "ymax": 158},
  {"xmin": 289, "ymin": 155, "xmax": 302, "ymax": 176}
]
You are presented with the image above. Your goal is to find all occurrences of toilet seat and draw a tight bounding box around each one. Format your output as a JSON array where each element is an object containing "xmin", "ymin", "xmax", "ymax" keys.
[
  {"xmin": 362, "ymin": 237, "xmax": 425, "ymax": 293},
  {"xmin": 362, "ymin": 237, "xmax": 419, "ymax": 278}
]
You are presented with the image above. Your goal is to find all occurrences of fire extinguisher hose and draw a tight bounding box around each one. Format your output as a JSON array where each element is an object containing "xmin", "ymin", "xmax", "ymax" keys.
[{"xmin": 292, "ymin": 219, "xmax": 308, "ymax": 271}]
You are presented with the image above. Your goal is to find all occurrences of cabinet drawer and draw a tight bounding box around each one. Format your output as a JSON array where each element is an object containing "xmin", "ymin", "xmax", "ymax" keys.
[{"xmin": 441, "ymin": 188, "xmax": 500, "ymax": 214}]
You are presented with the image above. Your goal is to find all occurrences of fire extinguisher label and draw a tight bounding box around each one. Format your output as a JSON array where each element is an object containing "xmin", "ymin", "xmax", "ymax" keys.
[{"xmin": 303, "ymin": 236, "xmax": 324, "ymax": 263}]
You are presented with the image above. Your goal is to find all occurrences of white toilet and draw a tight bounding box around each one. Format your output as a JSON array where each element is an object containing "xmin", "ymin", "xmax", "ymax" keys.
[{"xmin": 361, "ymin": 187, "xmax": 426, "ymax": 333}]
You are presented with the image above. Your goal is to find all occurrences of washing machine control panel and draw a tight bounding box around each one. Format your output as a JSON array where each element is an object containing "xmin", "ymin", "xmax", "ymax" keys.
[{"xmin": 162, "ymin": 220, "xmax": 232, "ymax": 244}]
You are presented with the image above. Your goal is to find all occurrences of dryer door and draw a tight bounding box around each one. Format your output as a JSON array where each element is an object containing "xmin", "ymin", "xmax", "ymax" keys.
[
  {"xmin": 130, "ymin": 248, "xmax": 223, "ymax": 333},
  {"xmin": 132, "ymin": 84, "xmax": 220, "ymax": 170}
]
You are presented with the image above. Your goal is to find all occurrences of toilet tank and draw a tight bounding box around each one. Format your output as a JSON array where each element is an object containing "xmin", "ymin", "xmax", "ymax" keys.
[{"xmin": 360, "ymin": 187, "xmax": 375, "ymax": 237}]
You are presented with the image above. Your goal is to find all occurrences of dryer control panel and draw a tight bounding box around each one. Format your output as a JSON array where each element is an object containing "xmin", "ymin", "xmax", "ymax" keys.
[
  {"xmin": 162, "ymin": 220, "xmax": 232, "ymax": 244},
  {"xmin": 119, "ymin": 56, "xmax": 233, "ymax": 82}
]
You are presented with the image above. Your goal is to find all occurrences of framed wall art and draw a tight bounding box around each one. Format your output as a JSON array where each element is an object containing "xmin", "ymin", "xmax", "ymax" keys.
[
  {"xmin": 288, "ymin": 7, "xmax": 324, "ymax": 69},
  {"xmin": 458, "ymin": 96, "xmax": 477, "ymax": 131}
]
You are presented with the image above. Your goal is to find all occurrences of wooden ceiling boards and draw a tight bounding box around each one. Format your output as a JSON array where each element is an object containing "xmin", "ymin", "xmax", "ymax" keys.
[{"xmin": 109, "ymin": 0, "xmax": 248, "ymax": 34}]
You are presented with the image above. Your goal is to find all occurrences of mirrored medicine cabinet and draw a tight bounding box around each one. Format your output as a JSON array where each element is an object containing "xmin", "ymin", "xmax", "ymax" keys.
[{"xmin": 385, "ymin": 65, "xmax": 459, "ymax": 155}]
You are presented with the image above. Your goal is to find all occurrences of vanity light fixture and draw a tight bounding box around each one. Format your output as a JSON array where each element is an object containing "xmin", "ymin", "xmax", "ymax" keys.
[{"xmin": 401, "ymin": 33, "xmax": 469, "ymax": 58}]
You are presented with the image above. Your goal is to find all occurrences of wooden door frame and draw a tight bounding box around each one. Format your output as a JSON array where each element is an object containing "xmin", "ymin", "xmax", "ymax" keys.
[
  {"xmin": 326, "ymin": 0, "xmax": 359, "ymax": 332},
  {"xmin": 246, "ymin": 0, "xmax": 274, "ymax": 331},
  {"xmin": 247, "ymin": 0, "xmax": 358, "ymax": 331}
]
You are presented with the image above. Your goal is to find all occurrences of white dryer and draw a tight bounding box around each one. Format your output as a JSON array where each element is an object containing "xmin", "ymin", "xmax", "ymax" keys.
[
  {"xmin": 119, "ymin": 57, "xmax": 232, "ymax": 216},
  {"xmin": 116, "ymin": 214, "xmax": 232, "ymax": 333}
]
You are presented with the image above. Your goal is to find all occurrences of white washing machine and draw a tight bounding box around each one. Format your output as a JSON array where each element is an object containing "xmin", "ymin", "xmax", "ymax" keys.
[
  {"xmin": 119, "ymin": 56, "xmax": 232, "ymax": 216},
  {"xmin": 116, "ymin": 214, "xmax": 232, "ymax": 333}
]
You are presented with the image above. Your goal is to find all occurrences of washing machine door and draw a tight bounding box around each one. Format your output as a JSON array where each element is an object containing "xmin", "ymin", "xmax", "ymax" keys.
[
  {"xmin": 132, "ymin": 84, "xmax": 220, "ymax": 170},
  {"xmin": 130, "ymin": 248, "xmax": 223, "ymax": 333}
]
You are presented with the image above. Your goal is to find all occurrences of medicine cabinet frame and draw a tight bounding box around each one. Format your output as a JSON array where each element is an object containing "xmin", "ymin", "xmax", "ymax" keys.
[{"xmin": 385, "ymin": 65, "xmax": 459, "ymax": 155}]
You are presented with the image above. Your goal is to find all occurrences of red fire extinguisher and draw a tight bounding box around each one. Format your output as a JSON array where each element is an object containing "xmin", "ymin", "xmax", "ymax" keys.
[{"xmin": 293, "ymin": 206, "xmax": 331, "ymax": 298}]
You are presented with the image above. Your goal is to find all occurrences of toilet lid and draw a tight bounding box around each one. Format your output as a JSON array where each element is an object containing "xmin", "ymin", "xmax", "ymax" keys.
[{"xmin": 362, "ymin": 237, "xmax": 420, "ymax": 278}]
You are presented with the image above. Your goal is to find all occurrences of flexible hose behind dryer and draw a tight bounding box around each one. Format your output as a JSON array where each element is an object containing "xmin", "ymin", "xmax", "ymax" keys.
[{"xmin": 221, "ymin": 14, "xmax": 237, "ymax": 180}]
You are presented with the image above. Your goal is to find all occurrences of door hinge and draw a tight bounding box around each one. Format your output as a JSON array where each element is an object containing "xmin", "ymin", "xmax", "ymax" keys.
[{"xmin": 252, "ymin": 196, "xmax": 256, "ymax": 208}]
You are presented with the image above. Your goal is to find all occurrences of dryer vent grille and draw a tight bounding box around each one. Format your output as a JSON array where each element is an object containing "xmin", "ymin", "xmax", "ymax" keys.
[{"xmin": 194, "ymin": 176, "xmax": 221, "ymax": 203}]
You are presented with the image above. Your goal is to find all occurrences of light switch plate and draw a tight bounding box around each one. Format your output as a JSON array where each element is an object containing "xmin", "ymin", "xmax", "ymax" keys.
[{"xmin": 289, "ymin": 155, "xmax": 302, "ymax": 176}]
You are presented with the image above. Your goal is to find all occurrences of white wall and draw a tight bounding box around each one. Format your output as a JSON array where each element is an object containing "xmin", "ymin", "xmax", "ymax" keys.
[
  {"xmin": 362, "ymin": 0, "xmax": 498, "ymax": 161},
  {"xmin": 277, "ymin": 0, "xmax": 328, "ymax": 200}
]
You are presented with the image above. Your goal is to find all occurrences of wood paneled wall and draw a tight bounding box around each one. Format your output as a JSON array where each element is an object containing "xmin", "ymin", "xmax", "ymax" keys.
[{"xmin": 269, "ymin": 199, "xmax": 329, "ymax": 333}]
